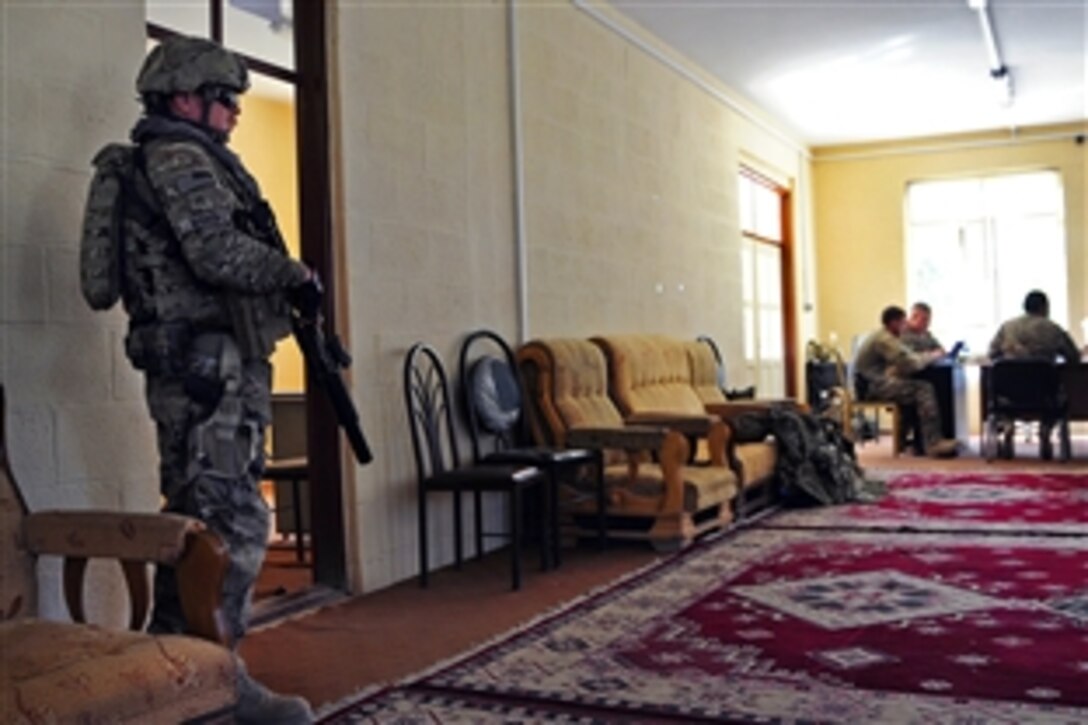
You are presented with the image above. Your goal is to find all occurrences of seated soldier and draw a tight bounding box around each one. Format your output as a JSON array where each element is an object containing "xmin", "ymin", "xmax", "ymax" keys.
[
  {"xmin": 988, "ymin": 290, "xmax": 1080, "ymax": 458},
  {"xmin": 853, "ymin": 306, "xmax": 958, "ymax": 458},
  {"xmin": 989, "ymin": 290, "xmax": 1080, "ymax": 363},
  {"xmin": 901, "ymin": 301, "xmax": 946, "ymax": 355}
]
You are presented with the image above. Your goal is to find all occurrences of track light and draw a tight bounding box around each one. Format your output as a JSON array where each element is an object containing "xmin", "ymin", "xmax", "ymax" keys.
[{"xmin": 968, "ymin": 0, "xmax": 1013, "ymax": 107}]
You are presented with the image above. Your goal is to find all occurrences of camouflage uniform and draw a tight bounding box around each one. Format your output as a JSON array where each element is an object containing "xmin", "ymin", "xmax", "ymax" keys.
[
  {"xmin": 853, "ymin": 329, "xmax": 945, "ymax": 451},
  {"xmin": 988, "ymin": 314, "xmax": 1080, "ymax": 362},
  {"xmin": 900, "ymin": 328, "xmax": 943, "ymax": 354},
  {"xmin": 117, "ymin": 46, "xmax": 307, "ymax": 644}
]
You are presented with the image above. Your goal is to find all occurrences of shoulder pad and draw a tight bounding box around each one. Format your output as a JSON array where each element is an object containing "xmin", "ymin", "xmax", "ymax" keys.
[{"xmin": 91, "ymin": 143, "xmax": 135, "ymax": 171}]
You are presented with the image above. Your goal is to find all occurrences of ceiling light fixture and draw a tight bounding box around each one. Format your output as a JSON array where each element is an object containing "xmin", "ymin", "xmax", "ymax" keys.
[{"xmin": 967, "ymin": 0, "xmax": 1013, "ymax": 106}]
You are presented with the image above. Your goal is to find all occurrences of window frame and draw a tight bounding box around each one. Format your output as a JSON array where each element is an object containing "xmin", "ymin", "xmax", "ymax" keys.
[{"xmin": 738, "ymin": 166, "xmax": 797, "ymax": 398}]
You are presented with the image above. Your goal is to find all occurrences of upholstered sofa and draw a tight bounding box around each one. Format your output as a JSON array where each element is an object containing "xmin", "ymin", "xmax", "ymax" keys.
[
  {"xmin": 517, "ymin": 338, "xmax": 738, "ymax": 550},
  {"xmin": 591, "ymin": 335, "xmax": 781, "ymax": 516},
  {"xmin": 0, "ymin": 387, "xmax": 238, "ymax": 723}
]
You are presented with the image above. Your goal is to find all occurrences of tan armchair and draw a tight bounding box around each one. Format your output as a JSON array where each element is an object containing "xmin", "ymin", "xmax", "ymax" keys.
[
  {"xmin": 517, "ymin": 338, "xmax": 737, "ymax": 550},
  {"xmin": 0, "ymin": 386, "xmax": 237, "ymax": 724},
  {"xmin": 591, "ymin": 335, "xmax": 781, "ymax": 516}
]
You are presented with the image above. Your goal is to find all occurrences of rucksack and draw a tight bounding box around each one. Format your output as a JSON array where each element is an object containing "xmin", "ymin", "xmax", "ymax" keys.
[
  {"xmin": 80, "ymin": 144, "xmax": 134, "ymax": 310},
  {"xmin": 79, "ymin": 143, "xmax": 164, "ymax": 311}
]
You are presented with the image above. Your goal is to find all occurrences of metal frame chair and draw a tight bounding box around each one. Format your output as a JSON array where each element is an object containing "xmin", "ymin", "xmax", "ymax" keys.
[
  {"xmin": 403, "ymin": 342, "xmax": 546, "ymax": 590},
  {"xmin": 458, "ymin": 329, "xmax": 601, "ymax": 565},
  {"xmin": 695, "ymin": 334, "xmax": 756, "ymax": 400},
  {"xmin": 982, "ymin": 359, "xmax": 1070, "ymax": 462}
]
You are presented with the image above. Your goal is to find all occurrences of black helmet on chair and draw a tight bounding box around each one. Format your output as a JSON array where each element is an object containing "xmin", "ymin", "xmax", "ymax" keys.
[{"xmin": 136, "ymin": 35, "xmax": 249, "ymax": 96}]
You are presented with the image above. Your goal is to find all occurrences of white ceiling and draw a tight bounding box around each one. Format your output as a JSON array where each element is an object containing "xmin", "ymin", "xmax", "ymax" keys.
[{"xmin": 612, "ymin": 0, "xmax": 1088, "ymax": 146}]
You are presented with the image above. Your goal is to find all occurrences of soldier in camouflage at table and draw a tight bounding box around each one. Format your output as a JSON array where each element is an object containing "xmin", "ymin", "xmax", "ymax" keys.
[
  {"xmin": 96, "ymin": 35, "xmax": 319, "ymax": 724},
  {"xmin": 988, "ymin": 290, "xmax": 1080, "ymax": 458},
  {"xmin": 853, "ymin": 306, "xmax": 959, "ymax": 458},
  {"xmin": 900, "ymin": 301, "xmax": 946, "ymax": 355},
  {"xmin": 989, "ymin": 290, "xmax": 1080, "ymax": 363}
]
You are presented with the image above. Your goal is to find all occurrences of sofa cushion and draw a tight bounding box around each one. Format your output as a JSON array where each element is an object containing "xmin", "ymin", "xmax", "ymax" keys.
[
  {"xmin": 734, "ymin": 441, "xmax": 777, "ymax": 487},
  {"xmin": 595, "ymin": 335, "xmax": 707, "ymax": 416},
  {"xmin": 1, "ymin": 619, "xmax": 236, "ymax": 723},
  {"xmin": 685, "ymin": 341, "xmax": 728, "ymax": 405},
  {"xmin": 604, "ymin": 463, "xmax": 738, "ymax": 512},
  {"xmin": 548, "ymin": 339, "xmax": 625, "ymax": 430}
]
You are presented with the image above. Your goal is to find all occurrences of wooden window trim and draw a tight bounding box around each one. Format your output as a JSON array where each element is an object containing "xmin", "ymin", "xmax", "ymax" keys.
[{"xmin": 739, "ymin": 167, "xmax": 797, "ymax": 398}]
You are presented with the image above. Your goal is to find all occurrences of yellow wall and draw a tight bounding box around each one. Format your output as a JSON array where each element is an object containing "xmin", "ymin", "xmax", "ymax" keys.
[
  {"xmin": 231, "ymin": 92, "xmax": 305, "ymax": 392},
  {"xmin": 812, "ymin": 124, "xmax": 1088, "ymax": 352}
]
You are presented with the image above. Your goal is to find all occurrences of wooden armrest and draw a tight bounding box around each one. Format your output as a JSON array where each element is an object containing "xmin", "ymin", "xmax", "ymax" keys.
[
  {"xmin": 23, "ymin": 511, "xmax": 204, "ymax": 564},
  {"xmin": 22, "ymin": 512, "xmax": 229, "ymax": 644},
  {"xmin": 566, "ymin": 425, "xmax": 668, "ymax": 451},
  {"xmin": 624, "ymin": 411, "xmax": 722, "ymax": 436},
  {"xmin": 704, "ymin": 399, "xmax": 803, "ymax": 420}
]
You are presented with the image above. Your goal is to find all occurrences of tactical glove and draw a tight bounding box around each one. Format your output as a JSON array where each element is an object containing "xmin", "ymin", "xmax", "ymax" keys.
[{"xmin": 289, "ymin": 273, "xmax": 324, "ymax": 319}]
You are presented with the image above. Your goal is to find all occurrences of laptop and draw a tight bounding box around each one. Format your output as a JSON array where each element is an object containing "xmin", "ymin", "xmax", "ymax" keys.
[{"xmin": 945, "ymin": 340, "xmax": 965, "ymax": 360}]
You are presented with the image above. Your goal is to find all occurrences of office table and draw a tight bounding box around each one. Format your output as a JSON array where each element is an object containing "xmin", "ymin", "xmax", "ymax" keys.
[{"xmin": 914, "ymin": 362, "xmax": 969, "ymax": 445}]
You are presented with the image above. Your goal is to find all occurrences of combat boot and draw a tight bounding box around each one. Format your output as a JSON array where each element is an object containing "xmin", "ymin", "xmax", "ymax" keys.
[
  {"xmin": 235, "ymin": 660, "xmax": 314, "ymax": 724},
  {"xmin": 926, "ymin": 439, "xmax": 959, "ymax": 458}
]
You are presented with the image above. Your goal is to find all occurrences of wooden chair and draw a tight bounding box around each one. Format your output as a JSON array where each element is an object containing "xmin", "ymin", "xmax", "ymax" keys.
[
  {"xmin": 458, "ymin": 329, "xmax": 601, "ymax": 565},
  {"xmin": 403, "ymin": 343, "xmax": 547, "ymax": 591},
  {"xmin": 0, "ymin": 385, "xmax": 237, "ymax": 723},
  {"xmin": 265, "ymin": 393, "xmax": 309, "ymax": 563}
]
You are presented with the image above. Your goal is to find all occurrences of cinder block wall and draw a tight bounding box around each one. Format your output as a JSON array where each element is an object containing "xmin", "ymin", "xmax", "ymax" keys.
[
  {"xmin": 332, "ymin": 1, "xmax": 814, "ymax": 592},
  {"xmin": 518, "ymin": 3, "xmax": 815, "ymax": 385},
  {"xmin": 333, "ymin": 1, "xmax": 519, "ymax": 591},
  {"xmin": 1, "ymin": 1, "xmax": 151, "ymax": 625}
]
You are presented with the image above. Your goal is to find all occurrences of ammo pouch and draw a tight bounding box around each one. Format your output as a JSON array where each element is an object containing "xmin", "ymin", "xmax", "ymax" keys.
[
  {"xmin": 124, "ymin": 321, "xmax": 192, "ymax": 376},
  {"xmin": 187, "ymin": 334, "xmax": 262, "ymax": 482}
]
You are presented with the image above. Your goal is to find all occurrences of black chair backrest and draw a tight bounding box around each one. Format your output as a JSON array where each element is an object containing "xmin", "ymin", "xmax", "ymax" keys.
[
  {"xmin": 404, "ymin": 343, "xmax": 461, "ymax": 480},
  {"xmin": 696, "ymin": 334, "xmax": 727, "ymax": 390},
  {"xmin": 458, "ymin": 329, "xmax": 526, "ymax": 461},
  {"xmin": 805, "ymin": 361, "xmax": 842, "ymax": 411},
  {"xmin": 989, "ymin": 359, "xmax": 1063, "ymax": 415}
]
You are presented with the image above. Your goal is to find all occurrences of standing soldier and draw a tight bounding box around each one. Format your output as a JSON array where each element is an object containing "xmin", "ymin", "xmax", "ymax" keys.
[
  {"xmin": 989, "ymin": 290, "xmax": 1080, "ymax": 362},
  {"xmin": 81, "ymin": 35, "xmax": 318, "ymax": 723},
  {"xmin": 853, "ymin": 306, "xmax": 959, "ymax": 458}
]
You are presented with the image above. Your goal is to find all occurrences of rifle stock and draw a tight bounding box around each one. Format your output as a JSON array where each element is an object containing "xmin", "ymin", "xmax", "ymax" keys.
[{"xmin": 292, "ymin": 315, "xmax": 373, "ymax": 465}]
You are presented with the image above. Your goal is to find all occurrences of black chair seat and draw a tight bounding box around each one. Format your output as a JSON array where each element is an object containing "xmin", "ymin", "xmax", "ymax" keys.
[
  {"xmin": 481, "ymin": 447, "xmax": 596, "ymax": 466},
  {"xmin": 425, "ymin": 464, "xmax": 544, "ymax": 491}
]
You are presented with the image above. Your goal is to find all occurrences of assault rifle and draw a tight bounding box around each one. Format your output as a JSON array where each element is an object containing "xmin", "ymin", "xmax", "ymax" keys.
[{"xmin": 292, "ymin": 312, "xmax": 373, "ymax": 465}]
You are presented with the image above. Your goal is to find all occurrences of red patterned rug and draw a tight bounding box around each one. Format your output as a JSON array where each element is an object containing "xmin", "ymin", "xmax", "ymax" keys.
[
  {"xmin": 770, "ymin": 471, "xmax": 1088, "ymax": 534},
  {"xmin": 321, "ymin": 527, "xmax": 1088, "ymax": 723}
]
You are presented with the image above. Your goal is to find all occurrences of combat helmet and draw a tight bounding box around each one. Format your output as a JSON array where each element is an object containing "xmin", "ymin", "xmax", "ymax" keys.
[{"xmin": 136, "ymin": 35, "xmax": 249, "ymax": 96}]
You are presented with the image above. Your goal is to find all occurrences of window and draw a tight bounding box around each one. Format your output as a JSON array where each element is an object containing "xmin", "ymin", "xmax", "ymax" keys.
[
  {"xmin": 905, "ymin": 171, "xmax": 1067, "ymax": 355},
  {"xmin": 739, "ymin": 168, "xmax": 792, "ymax": 398}
]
